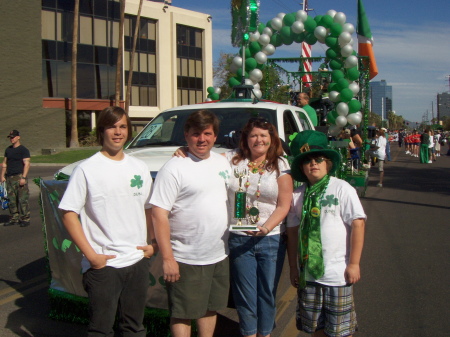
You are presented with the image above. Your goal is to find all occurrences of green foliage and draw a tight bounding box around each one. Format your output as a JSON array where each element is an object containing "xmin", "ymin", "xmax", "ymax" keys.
[{"xmin": 29, "ymin": 148, "xmax": 99, "ymax": 163}]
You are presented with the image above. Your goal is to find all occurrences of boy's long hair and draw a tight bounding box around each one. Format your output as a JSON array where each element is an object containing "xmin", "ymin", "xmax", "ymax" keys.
[{"xmin": 96, "ymin": 106, "xmax": 132, "ymax": 146}]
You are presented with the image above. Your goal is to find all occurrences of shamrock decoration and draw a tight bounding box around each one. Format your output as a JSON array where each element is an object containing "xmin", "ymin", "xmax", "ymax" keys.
[
  {"xmin": 321, "ymin": 194, "xmax": 339, "ymax": 207},
  {"xmin": 130, "ymin": 175, "xmax": 143, "ymax": 189}
]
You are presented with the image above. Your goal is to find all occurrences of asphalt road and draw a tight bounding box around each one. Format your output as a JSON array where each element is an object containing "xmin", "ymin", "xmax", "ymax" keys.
[{"xmin": 0, "ymin": 146, "xmax": 449, "ymax": 336}]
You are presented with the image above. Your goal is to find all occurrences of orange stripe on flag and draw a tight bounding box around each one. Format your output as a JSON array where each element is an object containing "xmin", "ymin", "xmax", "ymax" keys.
[{"xmin": 358, "ymin": 42, "xmax": 378, "ymax": 80}]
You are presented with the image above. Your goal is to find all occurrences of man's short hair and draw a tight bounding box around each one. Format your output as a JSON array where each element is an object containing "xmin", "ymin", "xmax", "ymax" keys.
[
  {"xmin": 96, "ymin": 106, "xmax": 132, "ymax": 145},
  {"xmin": 184, "ymin": 110, "xmax": 220, "ymax": 135}
]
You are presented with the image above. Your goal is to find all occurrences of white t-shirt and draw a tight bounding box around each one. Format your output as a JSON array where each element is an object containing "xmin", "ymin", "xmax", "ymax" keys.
[
  {"xmin": 287, "ymin": 177, "xmax": 366, "ymax": 286},
  {"xmin": 374, "ymin": 135, "xmax": 387, "ymax": 160},
  {"xmin": 225, "ymin": 150, "xmax": 290, "ymax": 235},
  {"xmin": 59, "ymin": 152, "xmax": 152, "ymax": 273},
  {"xmin": 150, "ymin": 152, "xmax": 231, "ymax": 265}
]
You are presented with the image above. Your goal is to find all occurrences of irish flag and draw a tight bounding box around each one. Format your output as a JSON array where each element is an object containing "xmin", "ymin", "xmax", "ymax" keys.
[{"xmin": 357, "ymin": 0, "xmax": 378, "ymax": 80}]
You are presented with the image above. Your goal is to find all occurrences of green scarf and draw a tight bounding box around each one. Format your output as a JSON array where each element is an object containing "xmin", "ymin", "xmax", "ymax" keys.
[{"xmin": 298, "ymin": 174, "xmax": 330, "ymax": 288}]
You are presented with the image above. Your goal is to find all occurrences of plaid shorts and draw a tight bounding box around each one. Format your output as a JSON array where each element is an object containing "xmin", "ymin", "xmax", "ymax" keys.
[{"xmin": 296, "ymin": 282, "xmax": 358, "ymax": 337}]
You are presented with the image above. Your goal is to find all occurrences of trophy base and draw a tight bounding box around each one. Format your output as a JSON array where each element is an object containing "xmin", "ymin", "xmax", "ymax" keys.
[{"xmin": 230, "ymin": 224, "xmax": 259, "ymax": 232}]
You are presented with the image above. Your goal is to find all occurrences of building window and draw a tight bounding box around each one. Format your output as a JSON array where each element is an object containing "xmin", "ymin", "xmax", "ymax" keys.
[{"xmin": 176, "ymin": 24, "xmax": 204, "ymax": 106}]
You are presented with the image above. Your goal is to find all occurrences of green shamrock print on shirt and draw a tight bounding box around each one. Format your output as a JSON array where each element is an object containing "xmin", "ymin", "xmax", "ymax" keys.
[
  {"xmin": 321, "ymin": 194, "xmax": 339, "ymax": 207},
  {"xmin": 130, "ymin": 175, "xmax": 143, "ymax": 189}
]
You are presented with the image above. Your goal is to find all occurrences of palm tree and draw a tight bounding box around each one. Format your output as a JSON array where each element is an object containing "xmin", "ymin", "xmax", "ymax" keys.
[
  {"xmin": 125, "ymin": 0, "xmax": 144, "ymax": 113},
  {"xmin": 115, "ymin": 0, "xmax": 125, "ymax": 106},
  {"xmin": 69, "ymin": 0, "xmax": 80, "ymax": 148}
]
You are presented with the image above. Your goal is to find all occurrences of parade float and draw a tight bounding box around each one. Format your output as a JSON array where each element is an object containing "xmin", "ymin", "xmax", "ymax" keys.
[{"xmin": 40, "ymin": 1, "xmax": 373, "ymax": 335}]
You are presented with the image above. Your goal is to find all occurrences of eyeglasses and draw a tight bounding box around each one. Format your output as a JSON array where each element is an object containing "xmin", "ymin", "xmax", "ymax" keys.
[{"xmin": 302, "ymin": 156, "xmax": 328, "ymax": 165}]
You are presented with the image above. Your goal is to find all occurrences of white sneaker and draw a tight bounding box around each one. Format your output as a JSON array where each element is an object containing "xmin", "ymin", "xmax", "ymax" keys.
[
  {"xmin": 406, "ymin": 151, "xmax": 410, "ymax": 154},
  {"xmin": 428, "ymin": 160, "xmax": 432, "ymax": 163},
  {"xmin": 377, "ymin": 183, "xmax": 383, "ymax": 187}
]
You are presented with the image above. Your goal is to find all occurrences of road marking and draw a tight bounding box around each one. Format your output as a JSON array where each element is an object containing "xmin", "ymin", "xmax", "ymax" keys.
[{"xmin": 0, "ymin": 274, "xmax": 48, "ymax": 305}]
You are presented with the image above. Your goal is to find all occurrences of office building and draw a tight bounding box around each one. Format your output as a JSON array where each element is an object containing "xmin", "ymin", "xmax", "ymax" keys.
[
  {"xmin": 437, "ymin": 92, "xmax": 450, "ymax": 121},
  {"xmin": 369, "ymin": 80, "xmax": 393, "ymax": 120},
  {"xmin": 1, "ymin": 0, "xmax": 212, "ymax": 153}
]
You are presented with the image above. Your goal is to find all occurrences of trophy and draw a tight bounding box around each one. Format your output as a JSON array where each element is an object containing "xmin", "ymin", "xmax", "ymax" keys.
[{"xmin": 230, "ymin": 168, "xmax": 258, "ymax": 231}]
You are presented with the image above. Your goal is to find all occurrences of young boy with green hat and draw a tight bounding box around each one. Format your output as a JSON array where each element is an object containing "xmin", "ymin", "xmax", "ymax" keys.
[{"xmin": 286, "ymin": 130, "xmax": 366, "ymax": 337}]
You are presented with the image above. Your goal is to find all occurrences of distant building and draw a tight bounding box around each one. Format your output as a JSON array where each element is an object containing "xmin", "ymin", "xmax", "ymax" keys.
[
  {"xmin": 437, "ymin": 92, "xmax": 450, "ymax": 121},
  {"xmin": 369, "ymin": 80, "xmax": 393, "ymax": 120},
  {"xmin": 1, "ymin": 0, "xmax": 212, "ymax": 153}
]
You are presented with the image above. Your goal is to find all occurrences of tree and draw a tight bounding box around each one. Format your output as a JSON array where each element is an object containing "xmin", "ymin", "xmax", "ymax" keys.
[
  {"xmin": 69, "ymin": 0, "xmax": 80, "ymax": 148},
  {"xmin": 213, "ymin": 52, "xmax": 235, "ymax": 99},
  {"xmin": 115, "ymin": 0, "xmax": 125, "ymax": 106},
  {"xmin": 125, "ymin": 0, "xmax": 144, "ymax": 113},
  {"xmin": 368, "ymin": 110, "xmax": 381, "ymax": 126}
]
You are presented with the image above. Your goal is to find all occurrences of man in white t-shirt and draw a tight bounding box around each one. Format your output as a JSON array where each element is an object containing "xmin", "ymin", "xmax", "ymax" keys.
[
  {"xmin": 373, "ymin": 129, "xmax": 387, "ymax": 187},
  {"xmin": 59, "ymin": 107, "xmax": 156, "ymax": 337},
  {"xmin": 151, "ymin": 110, "xmax": 231, "ymax": 337}
]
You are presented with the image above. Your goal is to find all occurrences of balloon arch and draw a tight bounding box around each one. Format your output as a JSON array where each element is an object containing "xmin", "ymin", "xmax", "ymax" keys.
[{"xmin": 207, "ymin": 4, "xmax": 370, "ymax": 136}]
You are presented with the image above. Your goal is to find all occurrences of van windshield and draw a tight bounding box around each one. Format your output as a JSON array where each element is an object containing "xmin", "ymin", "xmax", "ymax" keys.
[{"xmin": 127, "ymin": 107, "xmax": 277, "ymax": 149}]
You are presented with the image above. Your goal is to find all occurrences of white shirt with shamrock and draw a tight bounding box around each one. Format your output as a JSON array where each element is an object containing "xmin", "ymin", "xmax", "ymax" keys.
[
  {"xmin": 59, "ymin": 152, "xmax": 152, "ymax": 273},
  {"xmin": 287, "ymin": 177, "xmax": 366, "ymax": 286}
]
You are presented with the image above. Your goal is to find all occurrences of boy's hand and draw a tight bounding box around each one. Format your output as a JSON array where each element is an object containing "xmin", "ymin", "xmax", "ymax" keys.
[
  {"xmin": 89, "ymin": 253, "xmax": 116, "ymax": 269},
  {"xmin": 344, "ymin": 263, "xmax": 361, "ymax": 284}
]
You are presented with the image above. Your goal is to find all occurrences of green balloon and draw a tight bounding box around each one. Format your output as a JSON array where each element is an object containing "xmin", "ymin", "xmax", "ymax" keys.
[
  {"xmin": 329, "ymin": 22, "xmax": 343, "ymax": 37},
  {"xmin": 304, "ymin": 16, "xmax": 317, "ymax": 33},
  {"xmin": 258, "ymin": 23, "xmax": 266, "ymax": 34},
  {"xmin": 294, "ymin": 32, "xmax": 306, "ymax": 43},
  {"xmin": 348, "ymin": 100, "xmax": 362, "ymax": 113},
  {"xmin": 325, "ymin": 36, "xmax": 339, "ymax": 48},
  {"xmin": 327, "ymin": 110, "xmax": 337, "ymax": 124},
  {"xmin": 229, "ymin": 77, "xmax": 240, "ymax": 87},
  {"xmin": 207, "ymin": 86, "xmax": 215, "ymax": 95},
  {"xmin": 326, "ymin": 48, "xmax": 338, "ymax": 60},
  {"xmin": 331, "ymin": 69, "xmax": 345, "ymax": 82},
  {"xmin": 236, "ymin": 68, "xmax": 249, "ymax": 79},
  {"xmin": 320, "ymin": 15, "xmax": 334, "ymax": 29},
  {"xmin": 328, "ymin": 83, "xmax": 337, "ymax": 92},
  {"xmin": 210, "ymin": 93, "xmax": 220, "ymax": 100},
  {"xmin": 266, "ymin": 20, "xmax": 273, "ymax": 30},
  {"xmin": 283, "ymin": 13, "xmax": 296, "ymax": 26},
  {"xmin": 347, "ymin": 67, "xmax": 360, "ymax": 81},
  {"xmin": 270, "ymin": 33, "xmax": 283, "ymax": 47},
  {"xmin": 245, "ymin": 57, "xmax": 257, "ymax": 71},
  {"xmin": 337, "ymin": 78, "xmax": 349, "ymax": 91},
  {"xmin": 305, "ymin": 32, "xmax": 317, "ymax": 45},
  {"xmin": 280, "ymin": 26, "xmax": 294, "ymax": 45},
  {"xmin": 239, "ymin": 47, "xmax": 251, "ymax": 59},
  {"xmin": 249, "ymin": 41, "xmax": 262, "ymax": 55},
  {"xmin": 340, "ymin": 88, "xmax": 354, "ymax": 102},
  {"xmin": 256, "ymin": 62, "xmax": 266, "ymax": 70},
  {"xmin": 314, "ymin": 15, "xmax": 323, "ymax": 24},
  {"xmin": 329, "ymin": 59, "xmax": 343, "ymax": 70}
]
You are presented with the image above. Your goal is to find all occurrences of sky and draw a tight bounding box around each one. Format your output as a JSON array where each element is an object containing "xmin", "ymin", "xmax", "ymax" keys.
[{"xmin": 172, "ymin": 0, "xmax": 450, "ymax": 123}]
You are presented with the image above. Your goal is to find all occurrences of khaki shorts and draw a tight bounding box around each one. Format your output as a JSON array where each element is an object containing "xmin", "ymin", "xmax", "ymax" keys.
[{"xmin": 166, "ymin": 258, "xmax": 229, "ymax": 319}]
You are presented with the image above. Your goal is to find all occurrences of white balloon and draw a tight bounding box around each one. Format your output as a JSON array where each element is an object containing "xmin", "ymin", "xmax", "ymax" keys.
[
  {"xmin": 333, "ymin": 12, "xmax": 346, "ymax": 25},
  {"xmin": 258, "ymin": 33, "xmax": 271, "ymax": 46},
  {"xmin": 341, "ymin": 44, "xmax": 353, "ymax": 57},
  {"xmin": 326, "ymin": 9, "xmax": 337, "ymax": 18},
  {"xmin": 252, "ymin": 82, "xmax": 260, "ymax": 89},
  {"xmin": 271, "ymin": 17, "xmax": 283, "ymax": 31},
  {"xmin": 338, "ymin": 32, "xmax": 352, "ymax": 47},
  {"xmin": 347, "ymin": 113, "xmax": 362, "ymax": 125},
  {"xmin": 263, "ymin": 27, "xmax": 273, "ymax": 37},
  {"xmin": 205, "ymin": 98, "xmax": 212, "ymax": 102},
  {"xmin": 344, "ymin": 55, "xmax": 358, "ymax": 68},
  {"xmin": 336, "ymin": 102, "xmax": 349, "ymax": 116},
  {"xmin": 277, "ymin": 12, "xmax": 286, "ymax": 19},
  {"xmin": 343, "ymin": 23, "xmax": 355, "ymax": 34},
  {"xmin": 254, "ymin": 51, "xmax": 267, "ymax": 64},
  {"xmin": 314, "ymin": 26, "xmax": 328, "ymax": 40},
  {"xmin": 355, "ymin": 111, "xmax": 362, "ymax": 117},
  {"xmin": 349, "ymin": 83, "xmax": 360, "ymax": 95},
  {"xmin": 335, "ymin": 115, "xmax": 348, "ymax": 127},
  {"xmin": 252, "ymin": 89, "xmax": 262, "ymax": 99},
  {"xmin": 249, "ymin": 68, "xmax": 263, "ymax": 82},
  {"xmin": 296, "ymin": 10, "xmax": 308, "ymax": 22},
  {"xmin": 262, "ymin": 44, "xmax": 276, "ymax": 56},
  {"xmin": 249, "ymin": 31, "xmax": 260, "ymax": 42},
  {"xmin": 329, "ymin": 91, "xmax": 341, "ymax": 102},
  {"xmin": 291, "ymin": 21, "xmax": 305, "ymax": 34},
  {"xmin": 214, "ymin": 87, "xmax": 221, "ymax": 95},
  {"xmin": 244, "ymin": 78, "xmax": 253, "ymax": 85},
  {"xmin": 232, "ymin": 56, "xmax": 243, "ymax": 67}
]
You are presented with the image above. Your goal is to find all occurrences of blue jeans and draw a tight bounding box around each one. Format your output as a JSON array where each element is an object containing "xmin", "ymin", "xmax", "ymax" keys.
[
  {"xmin": 82, "ymin": 258, "xmax": 149, "ymax": 337},
  {"xmin": 229, "ymin": 233, "xmax": 286, "ymax": 336}
]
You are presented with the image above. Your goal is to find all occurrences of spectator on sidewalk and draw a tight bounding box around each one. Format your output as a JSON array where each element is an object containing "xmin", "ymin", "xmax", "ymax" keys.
[{"xmin": 373, "ymin": 129, "xmax": 386, "ymax": 187}]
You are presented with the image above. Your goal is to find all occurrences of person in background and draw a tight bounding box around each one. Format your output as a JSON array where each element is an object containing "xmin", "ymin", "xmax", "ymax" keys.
[
  {"xmin": 1, "ymin": 130, "xmax": 31, "ymax": 227},
  {"xmin": 286, "ymin": 130, "xmax": 366, "ymax": 337},
  {"xmin": 381, "ymin": 128, "xmax": 391, "ymax": 162},
  {"xmin": 419, "ymin": 129, "xmax": 430, "ymax": 164},
  {"xmin": 434, "ymin": 130, "xmax": 441, "ymax": 157},
  {"xmin": 373, "ymin": 129, "xmax": 386, "ymax": 187},
  {"xmin": 151, "ymin": 110, "xmax": 231, "ymax": 337},
  {"xmin": 297, "ymin": 92, "xmax": 318, "ymax": 127},
  {"xmin": 59, "ymin": 106, "xmax": 155, "ymax": 337}
]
